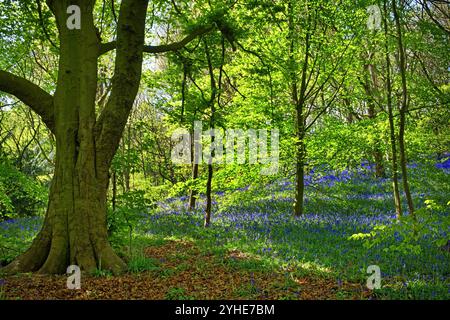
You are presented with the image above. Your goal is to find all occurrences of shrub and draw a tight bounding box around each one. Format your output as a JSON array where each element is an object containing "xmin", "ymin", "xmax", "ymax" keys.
[{"xmin": 0, "ymin": 161, "xmax": 47, "ymax": 220}]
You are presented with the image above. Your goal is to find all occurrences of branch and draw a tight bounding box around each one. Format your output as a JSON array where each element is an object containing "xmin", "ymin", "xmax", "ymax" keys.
[
  {"xmin": 36, "ymin": 0, "xmax": 58, "ymax": 50},
  {"xmin": 145, "ymin": 24, "xmax": 214, "ymax": 53},
  {"xmin": 95, "ymin": 0, "xmax": 149, "ymax": 168},
  {"xmin": 0, "ymin": 70, "xmax": 55, "ymax": 133},
  {"xmin": 99, "ymin": 25, "xmax": 214, "ymax": 56},
  {"xmin": 422, "ymin": 0, "xmax": 450, "ymax": 36},
  {"xmin": 98, "ymin": 41, "xmax": 116, "ymax": 55}
]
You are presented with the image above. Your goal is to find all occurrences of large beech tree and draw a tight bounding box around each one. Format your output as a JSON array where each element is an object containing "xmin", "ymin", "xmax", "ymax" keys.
[{"xmin": 0, "ymin": 0, "xmax": 214, "ymax": 274}]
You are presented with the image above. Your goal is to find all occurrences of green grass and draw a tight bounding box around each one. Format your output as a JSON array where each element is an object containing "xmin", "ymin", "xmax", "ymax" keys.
[
  {"xmin": 128, "ymin": 256, "xmax": 161, "ymax": 273},
  {"xmin": 165, "ymin": 287, "xmax": 195, "ymax": 300}
]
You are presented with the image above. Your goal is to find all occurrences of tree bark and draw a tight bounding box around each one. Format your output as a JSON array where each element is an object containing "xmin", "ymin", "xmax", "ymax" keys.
[
  {"xmin": 1, "ymin": 0, "xmax": 150, "ymax": 274},
  {"xmin": 204, "ymin": 163, "xmax": 213, "ymax": 227},
  {"xmin": 112, "ymin": 170, "xmax": 117, "ymax": 212},
  {"xmin": 188, "ymin": 131, "xmax": 199, "ymax": 210},
  {"xmin": 363, "ymin": 56, "xmax": 385, "ymax": 179},
  {"xmin": 383, "ymin": 0, "xmax": 402, "ymax": 218},
  {"xmin": 0, "ymin": 0, "xmax": 215, "ymax": 274},
  {"xmin": 203, "ymin": 39, "xmax": 216, "ymax": 228},
  {"xmin": 291, "ymin": 0, "xmax": 310, "ymax": 217},
  {"xmin": 392, "ymin": 0, "xmax": 415, "ymax": 218}
]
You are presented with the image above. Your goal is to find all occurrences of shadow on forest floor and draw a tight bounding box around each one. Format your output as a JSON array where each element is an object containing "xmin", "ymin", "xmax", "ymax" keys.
[{"xmin": 0, "ymin": 239, "xmax": 371, "ymax": 300}]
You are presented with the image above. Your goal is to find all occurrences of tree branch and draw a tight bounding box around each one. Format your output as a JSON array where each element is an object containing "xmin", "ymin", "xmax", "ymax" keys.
[
  {"xmin": 99, "ymin": 25, "xmax": 214, "ymax": 56},
  {"xmin": 95, "ymin": 0, "xmax": 149, "ymax": 168},
  {"xmin": 0, "ymin": 70, "xmax": 55, "ymax": 133}
]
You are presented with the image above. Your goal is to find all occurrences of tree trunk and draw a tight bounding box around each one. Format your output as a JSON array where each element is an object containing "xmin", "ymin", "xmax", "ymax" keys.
[
  {"xmin": 124, "ymin": 124, "xmax": 132, "ymax": 192},
  {"xmin": 290, "ymin": 0, "xmax": 310, "ymax": 217},
  {"xmin": 383, "ymin": 0, "xmax": 402, "ymax": 218},
  {"xmin": 392, "ymin": 0, "xmax": 415, "ymax": 218},
  {"xmin": 188, "ymin": 165, "xmax": 198, "ymax": 210},
  {"xmin": 4, "ymin": 143, "xmax": 126, "ymax": 274},
  {"xmin": 294, "ymin": 134, "xmax": 305, "ymax": 217},
  {"xmin": 112, "ymin": 170, "xmax": 117, "ymax": 212},
  {"xmin": 204, "ymin": 163, "xmax": 213, "ymax": 227},
  {"xmin": 374, "ymin": 149, "xmax": 385, "ymax": 178},
  {"xmin": 203, "ymin": 39, "xmax": 216, "ymax": 228},
  {"xmin": 188, "ymin": 131, "xmax": 199, "ymax": 210},
  {"xmin": 2, "ymin": 0, "xmax": 149, "ymax": 274},
  {"xmin": 367, "ymin": 103, "xmax": 385, "ymax": 179},
  {"xmin": 364, "ymin": 59, "xmax": 385, "ymax": 179}
]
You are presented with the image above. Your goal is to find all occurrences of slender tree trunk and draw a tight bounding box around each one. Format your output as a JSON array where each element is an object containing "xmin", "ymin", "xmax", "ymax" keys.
[
  {"xmin": 203, "ymin": 39, "xmax": 216, "ymax": 228},
  {"xmin": 374, "ymin": 150, "xmax": 385, "ymax": 178},
  {"xmin": 392, "ymin": 0, "xmax": 415, "ymax": 218},
  {"xmin": 398, "ymin": 112, "xmax": 414, "ymax": 215},
  {"xmin": 188, "ymin": 163, "xmax": 199, "ymax": 210},
  {"xmin": 188, "ymin": 131, "xmax": 199, "ymax": 210},
  {"xmin": 383, "ymin": 0, "xmax": 403, "ymax": 218},
  {"xmin": 112, "ymin": 170, "xmax": 117, "ymax": 212},
  {"xmin": 364, "ymin": 57, "xmax": 385, "ymax": 179},
  {"xmin": 294, "ymin": 131, "xmax": 306, "ymax": 217},
  {"xmin": 204, "ymin": 163, "xmax": 213, "ymax": 227},
  {"xmin": 126, "ymin": 124, "xmax": 133, "ymax": 190},
  {"xmin": 368, "ymin": 105, "xmax": 385, "ymax": 178},
  {"xmin": 124, "ymin": 167, "xmax": 131, "ymax": 192},
  {"xmin": 290, "ymin": 0, "xmax": 310, "ymax": 217}
]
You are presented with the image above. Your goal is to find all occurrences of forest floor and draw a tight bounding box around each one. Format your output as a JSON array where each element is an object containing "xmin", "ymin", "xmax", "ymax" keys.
[
  {"xmin": 0, "ymin": 239, "xmax": 370, "ymax": 300},
  {"xmin": 1, "ymin": 161, "xmax": 449, "ymax": 300}
]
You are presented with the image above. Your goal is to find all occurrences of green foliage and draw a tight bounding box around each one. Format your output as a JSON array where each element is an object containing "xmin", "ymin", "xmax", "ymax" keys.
[
  {"xmin": 128, "ymin": 256, "xmax": 161, "ymax": 273},
  {"xmin": 234, "ymin": 282, "xmax": 259, "ymax": 298},
  {"xmin": 108, "ymin": 190, "xmax": 153, "ymax": 236},
  {"xmin": 0, "ymin": 216, "xmax": 42, "ymax": 264},
  {"xmin": 349, "ymin": 199, "xmax": 450, "ymax": 255},
  {"xmin": 0, "ymin": 161, "xmax": 47, "ymax": 220},
  {"xmin": 0, "ymin": 0, "xmax": 449, "ymax": 301},
  {"xmin": 165, "ymin": 287, "xmax": 194, "ymax": 300}
]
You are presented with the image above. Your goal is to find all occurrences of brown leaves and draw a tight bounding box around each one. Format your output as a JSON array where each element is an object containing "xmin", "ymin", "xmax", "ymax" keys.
[{"xmin": 0, "ymin": 240, "xmax": 366, "ymax": 300}]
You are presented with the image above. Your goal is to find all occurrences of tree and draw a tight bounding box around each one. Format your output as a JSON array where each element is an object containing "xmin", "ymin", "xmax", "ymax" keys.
[
  {"xmin": 383, "ymin": 0, "xmax": 402, "ymax": 218},
  {"xmin": 392, "ymin": 0, "xmax": 415, "ymax": 218},
  {"xmin": 0, "ymin": 0, "xmax": 215, "ymax": 274},
  {"xmin": 285, "ymin": 0, "xmax": 355, "ymax": 216}
]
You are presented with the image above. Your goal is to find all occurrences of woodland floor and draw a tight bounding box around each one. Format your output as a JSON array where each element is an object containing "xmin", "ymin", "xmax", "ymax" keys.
[{"xmin": 0, "ymin": 240, "xmax": 371, "ymax": 300}]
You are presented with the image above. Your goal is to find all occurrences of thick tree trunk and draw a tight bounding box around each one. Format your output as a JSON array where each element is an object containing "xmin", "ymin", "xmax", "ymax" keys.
[
  {"xmin": 0, "ymin": 0, "xmax": 212, "ymax": 274},
  {"xmin": 4, "ymin": 125, "xmax": 126, "ymax": 274},
  {"xmin": 2, "ymin": 0, "xmax": 150, "ymax": 274}
]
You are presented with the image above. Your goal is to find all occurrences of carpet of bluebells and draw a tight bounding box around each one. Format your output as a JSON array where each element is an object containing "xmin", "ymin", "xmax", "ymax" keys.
[{"xmin": 1, "ymin": 158, "xmax": 449, "ymax": 299}]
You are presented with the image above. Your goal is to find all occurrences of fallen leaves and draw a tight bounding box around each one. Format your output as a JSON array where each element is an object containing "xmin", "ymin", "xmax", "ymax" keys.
[{"xmin": 0, "ymin": 240, "xmax": 370, "ymax": 300}]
